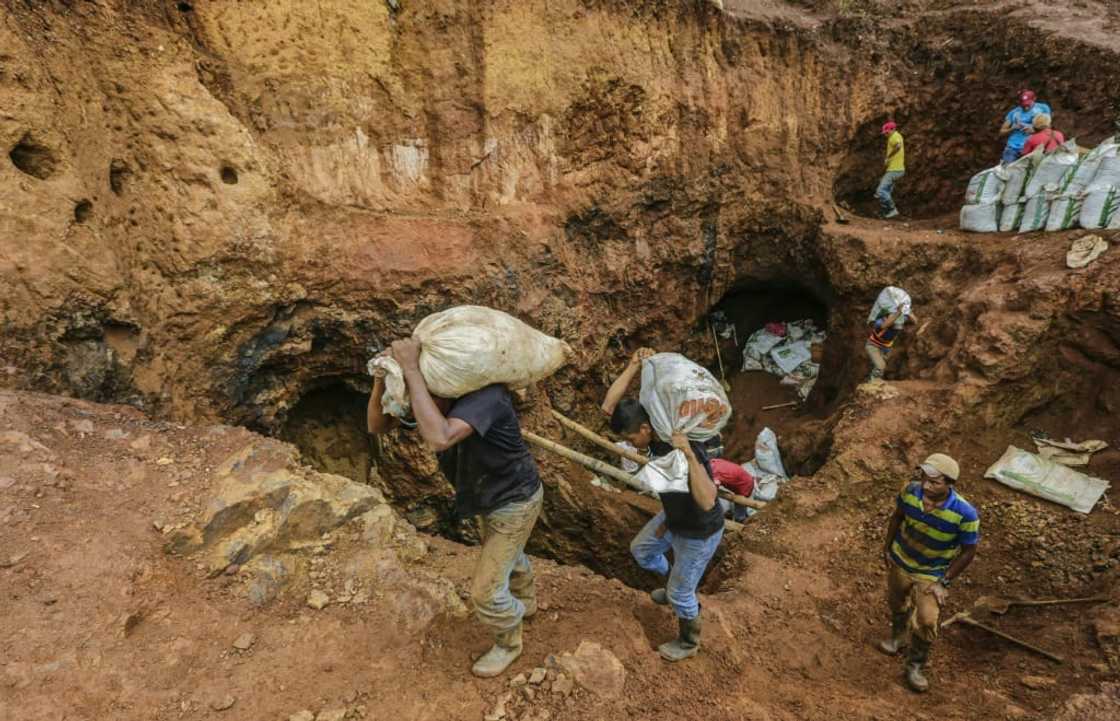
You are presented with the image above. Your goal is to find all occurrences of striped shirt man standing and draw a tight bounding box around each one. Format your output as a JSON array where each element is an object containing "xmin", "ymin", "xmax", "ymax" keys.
[{"xmin": 878, "ymin": 453, "xmax": 979, "ymax": 693}]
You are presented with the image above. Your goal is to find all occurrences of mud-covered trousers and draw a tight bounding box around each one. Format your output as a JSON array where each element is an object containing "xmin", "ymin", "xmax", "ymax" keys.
[
  {"xmin": 887, "ymin": 563, "xmax": 941, "ymax": 644},
  {"xmin": 470, "ymin": 485, "xmax": 544, "ymax": 632},
  {"xmin": 630, "ymin": 511, "xmax": 723, "ymax": 620}
]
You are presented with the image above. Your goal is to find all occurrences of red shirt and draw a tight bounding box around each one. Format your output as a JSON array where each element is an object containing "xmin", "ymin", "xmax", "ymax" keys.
[
  {"xmin": 711, "ymin": 459, "xmax": 755, "ymax": 497},
  {"xmin": 1021, "ymin": 129, "xmax": 1065, "ymax": 156}
]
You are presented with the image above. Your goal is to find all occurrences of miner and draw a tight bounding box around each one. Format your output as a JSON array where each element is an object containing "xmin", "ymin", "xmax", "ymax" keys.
[
  {"xmin": 367, "ymin": 340, "xmax": 543, "ymax": 678},
  {"xmin": 601, "ymin": 348, "xmax": 724, "ymax": 662},
  {"xmin": 878, "ymin": 453, "xmax": 980, "ymax": 692}
]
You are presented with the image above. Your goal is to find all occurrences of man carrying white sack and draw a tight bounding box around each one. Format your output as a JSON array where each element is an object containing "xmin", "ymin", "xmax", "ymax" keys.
[
  {"xmin": 601, "ymin": 348, "xmax": 725, "ymax": 662},
  {"xmin": 866, "ymin": 286, "xmax": 919, "ymax": 382},
  {"xmin": 367, "ymin": 339, "xmax": 543, "ymax": 678}
]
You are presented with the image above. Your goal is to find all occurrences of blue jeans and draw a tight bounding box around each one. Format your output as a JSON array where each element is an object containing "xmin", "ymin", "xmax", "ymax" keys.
[
  {"xmin": 876, "ymin": 170, "xmax": 905, "ymax": 214},
  {"xmin": 630, "ymin": 511, "xmax": 723, "ymax": 620},
  {"xmin": 1002, "ymin": 145, "xmax": 1022, "ymax": 165}
]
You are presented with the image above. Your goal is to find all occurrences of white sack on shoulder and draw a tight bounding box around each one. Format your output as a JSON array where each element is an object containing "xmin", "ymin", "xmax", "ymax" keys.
[
  {"xmin": 637, "ymin": 353, "xmax": 732, "ymax": 493},
  {"xmin": 371, "ymin": 305, "xmax": 572, "ymax": 417},
  {"xmin": 867, "ymin": 287, "xmax": 912, "ymax": 325}
]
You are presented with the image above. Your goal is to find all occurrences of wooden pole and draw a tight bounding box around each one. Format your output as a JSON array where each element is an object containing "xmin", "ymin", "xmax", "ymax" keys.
[
  {"xmin": 761, "ymin": 401, "xmax": 798, "ymax": 411},
  {"xmin": 550, "ymin": 410, "xmax": 650, "ymax": 467},
  {"xmin": 950, "ymin": 613, "xmax": 1064, "ymax": 664},
  {"xmin": 525, "ymin": 428, "xmax": 766, "ymax": 510},
  {"xmin": 522, "ymin": 431, "xmax": 645, "ymax": 492}
]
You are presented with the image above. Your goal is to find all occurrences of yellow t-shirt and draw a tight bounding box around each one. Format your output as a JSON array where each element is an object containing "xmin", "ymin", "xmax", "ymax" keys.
[{"xmin": 885, "ymin": 131, "xmax": 905, "ymax": 172}]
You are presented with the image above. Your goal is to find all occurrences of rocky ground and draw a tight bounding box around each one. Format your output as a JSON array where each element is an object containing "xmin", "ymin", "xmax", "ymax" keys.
[{"xmin": 3, "ymin": 0, "xmax": 1120, "ymax": 719}]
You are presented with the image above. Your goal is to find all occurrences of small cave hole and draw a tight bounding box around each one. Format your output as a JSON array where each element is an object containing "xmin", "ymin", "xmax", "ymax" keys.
[
  {"xmin": 177, "ymin": 1, "xmax": 194, "ymax": 11},
  {"xmin": 220, "ymin": 165, "xmax": 239, "ymax": 185},
  {"xmin": 74, "ymin": 200, "xmax": 93, "ymax": 223},
  {"xmin": 279, "ymin": 383, "xmax": 373, "ymax": 485},
  {"xmin": 109, "ymin": 159, "xmax": 132, "ymax": 196},
  {"xmin": 9, "ymin": 134, "xmax": 59, "ymax": 180}
]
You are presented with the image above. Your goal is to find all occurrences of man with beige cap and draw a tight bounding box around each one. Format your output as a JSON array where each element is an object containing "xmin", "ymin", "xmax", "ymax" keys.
[{"xmin": 878, "ymin": 453, "xmax": 980, "ymax": 692}]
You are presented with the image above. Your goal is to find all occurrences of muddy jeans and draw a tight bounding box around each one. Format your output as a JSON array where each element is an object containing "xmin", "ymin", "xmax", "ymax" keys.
[
  {"xmin": 471, "ymin": 485, "xmax": 544, "ymax": 633},
  {"xmin": 887, "ymin": 563, "xmax": 941, "ymax": 643},
  {"xmin": 865, "ymin": 342, "xmax": 889, "ymax": 379},
  {"xmin": 876, "ymin": 170, "xmax": 905, "ymax": 214},
  {"xmin": 630, "ymin": 511, "xmax": 723, "ymax": 620}
]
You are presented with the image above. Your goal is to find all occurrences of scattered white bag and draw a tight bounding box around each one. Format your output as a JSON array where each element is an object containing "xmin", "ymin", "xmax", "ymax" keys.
[
  {"xmin": 960, "ymin": 203, "xmax": 1001, "ymax": 233},
  {"xmin": 1046, "ymin": 193, "xmax": 1084, "ymax": 232},
  {"xmin": 1018, "ymin": 194, "xmax": 1051, "ymax": 232},
  {"xmin": 999, "ymin": 201, "xmax": 1025, "ymax": 232},
  {"xmin": 1023, "ymin": 140, "xmax": 1080, "ymax": 198},
  {"xmin": 770, "ymin": 340, "xmax": 813, "ymax": 375},
  {"xmin": 1066, "ymin": 234, "xmax": 1109, "ymax": 269},
  {"xmin": 1067, "ymin": 137, "xmax": 1118, "ymax": 194},
  {"xmin": 867, "ymin": 287, "xmax": 912, "ymax": 326},
  {"xmin": 744, "ymin": 427, "xmax": 787, "ymax": 503},
  {"xmin": 985, "ymin": 445, "xmax": 1110, "ymax": 514},
  {"xmin": 964, "ymin": 166, "xmax": 1006, "ymax": 205},
  {"xmin": 369, "ymin": 305, "xmax": 572, "ymax": 416},
  {"xmin": 1000, "ymin": 154, "xmax": 1036, "ymax": 204},
  {"xmin": 634, "ymin": 353, "xmax": 732, "ymax": 494},
  {"xmin": 741, "ymin": 328, "xmax": 786, "ymax": 372},
  {"xmin": 1079, "ymin": 187, "xmax": 1120, "ymax": 229}
]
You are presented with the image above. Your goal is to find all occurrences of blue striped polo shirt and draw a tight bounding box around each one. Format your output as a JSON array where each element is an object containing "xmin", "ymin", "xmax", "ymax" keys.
[{"xmin": 890, "ymin": 482, "xmax": 980, "ymax": 581}]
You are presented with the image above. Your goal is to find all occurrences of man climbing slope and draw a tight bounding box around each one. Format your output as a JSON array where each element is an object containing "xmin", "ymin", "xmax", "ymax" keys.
[
  {"xmin": 367, "ymin": 340, "xmax": 543, "ymax": 678},
  {"xmin": 865, "ymin": 286, "xmax": 919, "ymax": 382},
  {"xmin": 878, "ymin": 453, "xmax": 979, "ymax": 692},
  {"xmin": 601, "ymin": 348, "xmax": 724, "ymax": 662}
]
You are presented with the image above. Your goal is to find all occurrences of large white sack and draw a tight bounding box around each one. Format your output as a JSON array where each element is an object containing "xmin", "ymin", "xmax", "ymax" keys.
[
  {"xmin": 960, "ymin": 203, "xmax": 1001, "ymax": 233},
  {"xmin": 370, "ymin": 305, "xmax": 572, "ymax": 416},
  {"xmin": 964, "ymin": 166, "xmax": 1006, "ymax": 206},
  {"xmin": 1067, "ymin": 136, "xmax": 1118, "ymax": 194},
  {"xmin": 999, "ymin": 201, "xmax": 1025, "ymax": 232},
  {"xmin": 867, "ymin": 287, "xmax": 912, "ymax": 326},
  {"xmin": 985, "ymin": 445, "xmax": 1110, "ymax": 514},
  {"xmin": 1000, "ymin": 154, "xmax": 1035, "ymax": 204},
  {"xmin": 743, "ymin": 427, "xmax": 787, "ymax": 504},
  {"xmin": 1080, "ymin": 187, "xmax": 1120, "ymax": 230},
  {"xmin": 1023, "ymin": 140, "xmax": 1080, "ymax": 198},
  {"xmin": 1019, "ymin": 194, "xmax": 1051, "ymax": 232},
  {"xmin": 635, "ymin": 353, "xmax": 732, "ymax": 494},
  {"xmin": 1089, "ymin": 155, "xmax": 1120, "ymax": 191},
  {"xmin": 1046, "ymin": 194, "xmax": 1084, "ymax": 232}
]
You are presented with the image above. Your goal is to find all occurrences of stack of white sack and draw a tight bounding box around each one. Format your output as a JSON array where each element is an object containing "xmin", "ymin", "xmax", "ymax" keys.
[
  {"xmin": 959, "ymin": 165, "xmax": 1006, "ymax": 233},
  {"xmin": 1079, "ymin": 137, "xmax": 1120, "ymax": 230},
  {"xmin": 740, "ymin": 320, "xmax": 827, "ymax": 400},
  {"xmin": 368, "ymin": 305, "xmax": 572, "ymax": 417}
]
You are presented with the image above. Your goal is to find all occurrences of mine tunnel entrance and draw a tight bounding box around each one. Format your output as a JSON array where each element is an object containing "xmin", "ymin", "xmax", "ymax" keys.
[
  {"xmin": 279, "ymin": 381, "xmax": 375, "ymax": 487},
  {"xmin": 707, "ymin": 283, "xmax": 835, "ymax": 477}
]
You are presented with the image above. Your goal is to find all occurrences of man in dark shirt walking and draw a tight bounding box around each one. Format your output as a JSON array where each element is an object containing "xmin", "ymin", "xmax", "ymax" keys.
[
  {"xmin": 601, "ymin": 348, "xmax": 724, "ymax": 662},
  {"xmin": 367, "ymin": 339, "xmax": 543, "ymax": 678}
]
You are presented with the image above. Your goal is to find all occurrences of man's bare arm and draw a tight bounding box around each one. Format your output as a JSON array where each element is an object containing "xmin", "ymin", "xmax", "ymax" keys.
[
  {"xmin": 601, "ymin": 347, "xmax": 655, "ymax": 416},
  {"xmin": 366, "ymin": 375, "xmax": 398, "ymax": 435},
  {"xmin": 391, "ymin": 339, "xmax": 474, "ymax": 452},
  {"xmin": 673, "ymin": 432, "xmax": 717, "ymax": 512}
]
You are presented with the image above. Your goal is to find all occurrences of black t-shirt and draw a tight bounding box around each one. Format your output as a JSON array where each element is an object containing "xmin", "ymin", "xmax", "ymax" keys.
[
  {"xmin": 437, "ymin": 384, "xmax": 541, "ymax": 517},
  {"xmin": 650, "ymin": 438, "xmax": 724, "ymax": 539}
]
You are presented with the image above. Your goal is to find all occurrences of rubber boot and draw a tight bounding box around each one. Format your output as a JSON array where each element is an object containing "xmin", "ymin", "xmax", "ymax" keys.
[
  {"xmin": 877, "ymin": 612, "xmax": 909, "ymax": 656},
  {"xmin": 658, "ymin": 615, "xmax": 701, "ymax": 662},
  {"xmin": 519, "ymin": 597, "xmax": 537, "ymax": 619},
  {"xmin": 905, "ymin": 637, "xmax": 931, "ymax": 693},
  {"xmin": 650, "ymin": 588, "xmax": 668, "ymax": 605},
  {"xmin": 471, "ymin": 624, "xmax": 523, "ymax": 678}
]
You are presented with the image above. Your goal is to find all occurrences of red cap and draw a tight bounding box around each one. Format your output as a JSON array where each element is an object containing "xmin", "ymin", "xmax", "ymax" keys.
[
  {"xmin": 881, "ymin": 121, "xmax": 897, "ymax": 135},
  {"xmin": 1020, "ymin": 90, "xmax": 1036, "ymax": 106}
]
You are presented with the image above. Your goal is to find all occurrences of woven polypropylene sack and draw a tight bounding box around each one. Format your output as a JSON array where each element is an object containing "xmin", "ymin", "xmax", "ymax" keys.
[{"xmin": 370, "ymin": 305, "xmax": 572, "ymax": 415}]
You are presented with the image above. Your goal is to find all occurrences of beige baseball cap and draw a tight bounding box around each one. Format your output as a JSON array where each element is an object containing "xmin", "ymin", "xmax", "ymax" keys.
[{"xmin": 919, "ymin": 453, "xmax": 960, "ymax": 481}]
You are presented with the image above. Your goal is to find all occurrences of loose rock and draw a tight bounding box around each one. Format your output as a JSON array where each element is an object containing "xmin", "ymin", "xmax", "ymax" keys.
[
  {"xmin": 232, "ymin": 632, "xmax": 255, "ymax": 650},
  {"xmin": 1021, "ymin": 675, "xmax": 1057, "ymax": 690},
  {"xmin": 528, "ymin": 667, "xmax": 547, "ymax": 685},
  {"xmin": 555, "ymin": 641, "xmax": 626, "ymax": 698},
  {"xmin": 210, "ymin": 695, "xmax": 236, "ymax": 711},
  {"xmin": 509, "ymin": 673, "xmax": 528, "ymax": 687},
  {"xmin": 316, "ymin": 708, "xmax": 347, "ymax": 721},
  {"xmin": 307, "ymin": 590, "xmax": 331, "ymax": 610}
]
